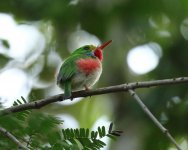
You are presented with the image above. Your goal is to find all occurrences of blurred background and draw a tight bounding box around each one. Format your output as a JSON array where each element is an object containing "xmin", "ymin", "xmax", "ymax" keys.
[{"xmin": 0, "ymin": 0, "xmax": 188, "ymax": 149}]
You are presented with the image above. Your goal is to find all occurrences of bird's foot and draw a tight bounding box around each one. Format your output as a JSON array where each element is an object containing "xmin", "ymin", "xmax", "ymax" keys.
[
  {"xmin": 84, "ymin": 85, "xmax": 92, "ymax": 98},
  {"xmin": 84, "ymin": 85, "xmax": 90, "ymax": 91}
]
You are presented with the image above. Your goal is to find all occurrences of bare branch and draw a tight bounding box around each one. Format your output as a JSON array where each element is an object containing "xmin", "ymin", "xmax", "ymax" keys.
[
  {"xmin": 0, "ymin": 77, "xmax": 188, "ymax": 116},
  {"xmin": 128, "ymin": 89, "xmax": 182, "ymax": 150},
  {"xmin": 0, "ymin": 126, "xmax": 29, "ymax": 150}
]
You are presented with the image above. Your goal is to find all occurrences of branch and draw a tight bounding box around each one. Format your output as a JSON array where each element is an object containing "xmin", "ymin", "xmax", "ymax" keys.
[
  {"xmin": 0, "ymin": 77, "xmax": 188, "ymax": 116},
  {"xmin": 128, "ymin": 89, "xmax": 182, "ymax": 150},
  {"xmin": 0, "ymin": 126, "xmax": 29, "ymax": 150}
]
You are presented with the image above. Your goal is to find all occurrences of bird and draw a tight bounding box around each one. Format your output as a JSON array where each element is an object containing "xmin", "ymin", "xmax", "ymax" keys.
[{"xmin": 57, "ymin": 40, "xmax": 112, "ymax": 99}]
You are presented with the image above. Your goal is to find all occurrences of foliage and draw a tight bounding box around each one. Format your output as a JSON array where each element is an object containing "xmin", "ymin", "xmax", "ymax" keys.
[
  {"xmin": 0, "ymin": 97, "xmax": 62, "ymax": 149},
  {"xmin": 0, "ymin": 97, "xmax": 122, "ymax": 149},
  {"xmin": 60, "ymin": 123, "xmax": 122, "ymax": 150}
]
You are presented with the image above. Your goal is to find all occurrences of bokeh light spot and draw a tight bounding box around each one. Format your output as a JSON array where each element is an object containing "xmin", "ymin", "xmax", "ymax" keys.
[
  {"xmin": 68, "ymin": 29, "xmax": 101, "ymax": 52},
  {"xmin": 180, "ymin": 18, "xmax": 188, "ymax": 40},
  {"xmin": 168, "ymin": 139, "xmax": 188, "ymax": 150},
  {"xmin": 0, "ymin": 13, "xmax": 45, "ymax": 61},
  {"xmin": 127, "ymin": 42, "xmax": 162, "ymax": 74},
  {"xmin": 0, "ymin": 68, "xmax": 31, "ymax": 107}
]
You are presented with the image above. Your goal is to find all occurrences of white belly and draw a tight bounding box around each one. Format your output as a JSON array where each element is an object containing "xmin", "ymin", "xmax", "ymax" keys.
[{"xmin": 71, "ymin": 66, "xmax": 102, "ymax": 91}]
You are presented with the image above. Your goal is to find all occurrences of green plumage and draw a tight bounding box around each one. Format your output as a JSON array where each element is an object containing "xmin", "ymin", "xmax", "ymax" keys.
[
  {"xmin": 57, "ymin": 46, "xmax": 95, "ymax": 99},
  {"xmin": 63, "ymin": 81, "xmax": 71, "ymax": 99}
]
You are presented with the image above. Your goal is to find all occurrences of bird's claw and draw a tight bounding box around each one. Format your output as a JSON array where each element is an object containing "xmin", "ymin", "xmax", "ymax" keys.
[
  {"xmin": 84, "ymin": 85, "xmax": 90, "ymax": 91},
  {"xmin": 84, "ymin": 85, "xmax": 92, "ymax": 98}
]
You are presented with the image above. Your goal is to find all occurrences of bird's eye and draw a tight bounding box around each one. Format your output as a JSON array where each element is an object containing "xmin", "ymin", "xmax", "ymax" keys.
[{"xmin": 84, "ymin": 46, "xmax": 90, "ymax": 50}]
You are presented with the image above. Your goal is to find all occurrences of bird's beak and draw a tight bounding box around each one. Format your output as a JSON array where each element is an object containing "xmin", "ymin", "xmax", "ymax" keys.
[{"xmin": 96, "ymin": 40, "xmax": 112, "ymax": 51}]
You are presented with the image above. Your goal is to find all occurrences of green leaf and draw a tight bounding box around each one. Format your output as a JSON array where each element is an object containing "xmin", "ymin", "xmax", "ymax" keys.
[
  {"xmin": 91, "ymin": 131, "xmax": 95, "ymax": 139},
  {"xmin": 102, "ymin": 126, "xmax": 106, "ymax": 136},
  {"xmin": 85, "ymin": 128, "xmax": 89, "ymax": 138},
  {"xmin": 65, "ymin": 128, "xmax": 71, "ymax": 139},
  {"xmin": 80, "ymin": 128, "xmax": 85, "ymax": 137},
  {"xmin": 92, "ymin": 139, "xmax": 105, "ymax": 149},
  {"xmin": 17, "ymin": 99, "xmax": 22, "ymax": 105},
  {"xmin": 91, "ymin": 131, "xmax": 98, "ymax": 139},
  {"xmin": 106, "ymin": 134, "xmax": 117, "ymax": 141},
  {"xmin": 21, "ymin": 96, "xmax": 27, "ymax": 103},
  {"xmin": 98, "ymin": 140, "xmax": 106, "ymax": 147},
  {"xmin": 0, "ymin": 54, "xmax": 10, "ymax": 68},
  {"xmin": 98, "ymin": 127, "xmax": 103, "ymax": 138},
  {"xmin": 79, "ymin": 138, "xmax": 91, "ymax": 148},
  {"xmin": 108, "ymin": 122, "xmax": 113, "ymax": 133},
  {"xmin": 94, "ymin": 131, "xmax": 98, "ymax": 139},
  {"xmin": 62, "ymin": 129, "xmax": 67, "ymax": 139},
  {"xmin": 70, "ymin": 128, "xmax": 74, "ymax": 138},
  {"xmin": 111, "ymin": 131, "xmax": 121, "ymax": 136},
  {"xmin": 13, "ymin": 101, "xmax": 18, "ymax": 106},
  {"xmin": 1, "ymin": 39, "xmax": 10, "ymax": 49},
  {"xmin": 60, "ymin": 140, "xmax": 77, "ymax": 149},
  {"xmin": 83, "ymin": 147, "xmax": 90, "ymax": 150},
  {"xmin": 69, "ymin": 138, "xmax": 77, "ymax": 145},
  {"xmin": 74, "ymin": 129, "xmax": 80, "ymax": 138}
]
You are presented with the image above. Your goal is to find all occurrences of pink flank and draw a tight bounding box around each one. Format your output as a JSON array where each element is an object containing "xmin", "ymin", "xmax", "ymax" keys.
[{"xmin": 76, "ymin": 58, "xmax": 101, "ymax": 75}]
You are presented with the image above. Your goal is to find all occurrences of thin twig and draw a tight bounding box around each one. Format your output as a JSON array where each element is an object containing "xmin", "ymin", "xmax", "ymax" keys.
[
  {"xmin": 0, "ymin": 77, "xmax": 188, "ymax": 116},
  {"xmin": 128, "ymin": 89, "xmax": 182, "ymax": 150},
  {"xmin": 0, "ymin": 126, "xmax": 29, "ymax": 150}
]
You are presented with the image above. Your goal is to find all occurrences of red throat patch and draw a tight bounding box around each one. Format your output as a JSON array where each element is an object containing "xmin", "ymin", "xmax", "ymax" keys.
[
  {"xmin": 76, "ymin": 58, "xmax": 101, "ymax": 75},
  {"xmin": 94, "ymin": 49, "xmax": 103, "ymax": 61}
]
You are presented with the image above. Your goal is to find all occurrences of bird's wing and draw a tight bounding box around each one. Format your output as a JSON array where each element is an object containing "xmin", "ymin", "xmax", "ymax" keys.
[{"xmin": 57, "ymin": 54, "xmax": 80, "ymax": 84}]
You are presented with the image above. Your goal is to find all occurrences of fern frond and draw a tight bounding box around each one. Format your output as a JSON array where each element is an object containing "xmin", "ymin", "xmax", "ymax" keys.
[{"xmin": 61, "ymin": 123, "xmax": 123, "ymax": 149}]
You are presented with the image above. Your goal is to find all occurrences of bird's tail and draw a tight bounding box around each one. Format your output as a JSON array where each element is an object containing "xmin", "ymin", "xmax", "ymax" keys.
[{"xmin": 64, "ymin": 82, "xmax": 72, "ymax": 99}]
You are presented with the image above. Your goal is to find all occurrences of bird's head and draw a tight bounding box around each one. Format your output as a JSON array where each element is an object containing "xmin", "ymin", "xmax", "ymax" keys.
[{"xmin": 75, "ymin": 40, "xmax": 112, "ymax": 61}]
